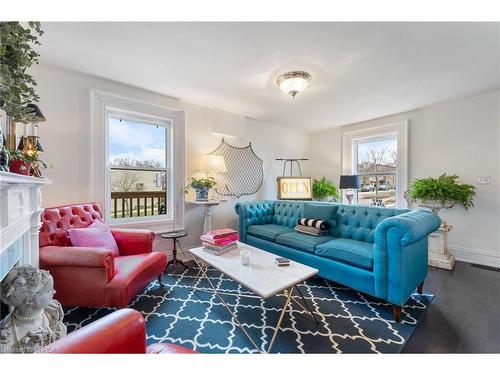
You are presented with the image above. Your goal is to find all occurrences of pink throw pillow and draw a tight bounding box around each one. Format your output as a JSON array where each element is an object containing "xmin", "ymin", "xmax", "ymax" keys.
[{"xmin": 68, "ymin": 220, "xmax": 120, "ymax": 257}]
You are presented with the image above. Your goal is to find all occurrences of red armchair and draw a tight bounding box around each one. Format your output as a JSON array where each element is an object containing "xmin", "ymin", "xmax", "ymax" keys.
[
  {"xmin": 46, "ymin": 308, "xmax": 197, "ymax": 354},
  {"xmin": 39, "ymin": 203, "xmax": 167, "ymax": 308}
]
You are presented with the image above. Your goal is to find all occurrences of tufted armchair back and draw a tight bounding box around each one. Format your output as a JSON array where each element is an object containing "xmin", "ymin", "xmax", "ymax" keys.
[
  {"xmin": 332, "ymin": 204, "xmax": 409, "ymax": 243},
  {"xmin": 40, "ymin": 203, "xmax": 104, "ymax": 247},
  {"xmin": 272, "ymin": 201, "xmax": 304, "ymax": 228}
]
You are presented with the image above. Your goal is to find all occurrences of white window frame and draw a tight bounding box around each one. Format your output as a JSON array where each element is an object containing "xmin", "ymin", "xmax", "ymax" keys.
[
  {"xmin": 106, "ymin": 111, "xmax": 171, "ymax": 224},
  {"xmin": 91, "ymin": 90, "xmax": 185, "ymax": 232},
  {"xmin": 342, "ymin": 120, "xmax": 409, "ymax": 208}
]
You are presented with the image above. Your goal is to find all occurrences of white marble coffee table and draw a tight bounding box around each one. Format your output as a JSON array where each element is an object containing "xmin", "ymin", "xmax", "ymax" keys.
[{"xmin": 189, "ymin": 242, "xmax": 319, "ymax": 353}]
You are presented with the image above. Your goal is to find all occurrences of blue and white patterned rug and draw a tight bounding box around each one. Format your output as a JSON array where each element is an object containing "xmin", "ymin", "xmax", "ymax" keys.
[{"xmin": 63, "ymin": 266, "xmax": 433, "ymax": 353}]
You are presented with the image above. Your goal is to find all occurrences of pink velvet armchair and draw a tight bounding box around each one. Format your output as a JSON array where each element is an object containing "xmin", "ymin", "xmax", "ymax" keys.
[{"xmin": 39, "ymin": 203, "xmax": 167, "ymax": 308}]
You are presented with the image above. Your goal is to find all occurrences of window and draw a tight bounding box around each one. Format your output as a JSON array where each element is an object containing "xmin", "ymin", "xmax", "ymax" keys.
[
  {"xmin": 91, "ymin": 90, "xmax": 185, "ymax": 231},
  {"xmin": 108, "ymin": 115, "xmax": 171, "ymax": 221},
  {"xmin": 354, "ymin": 135, "xmax": 397, "ymax": 207},
  {"xmin": 342, "ymin": 121, "xmax": 408, "ymax": 208}
]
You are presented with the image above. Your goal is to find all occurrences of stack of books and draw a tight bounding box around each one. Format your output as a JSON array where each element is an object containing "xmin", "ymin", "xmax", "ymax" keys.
[{"xmin": 201, "ymin": 228, "xmax": 239, "ymax": 255}]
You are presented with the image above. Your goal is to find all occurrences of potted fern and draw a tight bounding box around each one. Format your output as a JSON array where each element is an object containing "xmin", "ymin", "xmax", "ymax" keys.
[
  {"xmin": 407, "ymin": 173, "xmax": 476, "ymax": 226},
  {"xmin": 312, "ymin": 176, "xmax": 340, "ymax": 202}
]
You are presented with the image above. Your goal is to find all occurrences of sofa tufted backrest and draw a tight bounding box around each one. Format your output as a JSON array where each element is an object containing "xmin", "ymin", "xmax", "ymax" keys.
[
  {"xmin": 332, "ymin": 204, "xmax": 410, "ymax": 243},
  {"xmin": 40, "ymin": 203, "xmax": 104, "ymax": 247},
  {"xmin": 272, "ymin": 201, "xmax": 304, "ymax": 228}
]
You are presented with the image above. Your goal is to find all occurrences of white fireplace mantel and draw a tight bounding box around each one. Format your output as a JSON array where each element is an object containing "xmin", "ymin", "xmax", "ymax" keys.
[{"xmin": 0, "ymin": 171, "xmax": 51, "ymax": 281}]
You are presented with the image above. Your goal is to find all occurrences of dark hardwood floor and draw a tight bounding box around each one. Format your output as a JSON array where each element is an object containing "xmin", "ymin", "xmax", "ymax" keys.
[{"xmin": 403, "ymin": 261, "xmax": 500, "ymax": 353}]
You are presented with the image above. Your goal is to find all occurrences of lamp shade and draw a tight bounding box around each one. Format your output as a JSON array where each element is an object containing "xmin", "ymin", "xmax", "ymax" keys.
[
  {"xmin": 35, "ymin": 138, "xmax": 44, "ymax": 152},
  {"xmin": 202, "ymin": 155, "xmax": 227, "ymax": 173},
  {"xmin": 17, "ymin": 137, "xmax": 25, "ymax": 151},
  {"xmin": 339, "ymin": 175, "xmax": 361, "ymax": 189},
  {"xmin": 26, "ymin": 104, "xmax": 46, "ymax": 122}
]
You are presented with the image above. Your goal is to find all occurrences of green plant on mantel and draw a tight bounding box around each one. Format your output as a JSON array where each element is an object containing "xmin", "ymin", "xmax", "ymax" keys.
[
  {"xmin": 408, "ymin": 173, "xmax": 476, "ymax": 210},
  {"xmin": 312, "ymin": 176, "xmax": 340, "ymax": 201},
  {"xmin": 7, "ymin": 148, "xmax": 50, "ymax": 170},
  {"xmin": 0, "ymin": 22, "xmax": 43, "ymax": 123}
]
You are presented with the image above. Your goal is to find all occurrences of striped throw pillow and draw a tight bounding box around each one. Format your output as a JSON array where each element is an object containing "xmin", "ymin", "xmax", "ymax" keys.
[{"xmin": 297, "ymin": 218, "xmax": 330, "ymax": 230}]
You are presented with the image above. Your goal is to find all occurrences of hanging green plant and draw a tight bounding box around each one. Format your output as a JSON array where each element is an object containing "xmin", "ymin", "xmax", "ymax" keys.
[{"xmin": 0, "ymin": 22, "xmax": 43, "ymax": 123}]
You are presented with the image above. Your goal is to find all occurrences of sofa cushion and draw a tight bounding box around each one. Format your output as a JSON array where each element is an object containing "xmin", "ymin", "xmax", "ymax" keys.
[
  {"xmin": 315, "ymin": 238, "xmax": 374, "ymax": 270},
  {"xmin": 303, "ymin": 203, "xmax": 339, "ymax": 234},
  {"xmin": 333, "ymin": 205, "xmax": 410, "ymax": 243},
  {"xmin": 275, "ymin": 231, "xmax": 335, "ymax": 253},
  {"xmin": 304, "ymin": 203, "xmax": 338, "ymax": 222},
  {"xmin": 106, "ymin": 253, "xmax": 167, "ymax": 307},
  {"xmin": 272, "ymin": 201, "xmax": 304, "ymax": 228},
  {"xmin": 247, "ymin": 224, "xmax": 293, "ymax": 241}
]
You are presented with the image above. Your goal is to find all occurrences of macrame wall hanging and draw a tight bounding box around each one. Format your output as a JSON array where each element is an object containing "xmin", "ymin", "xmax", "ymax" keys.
[{"xmin": 208, "ymin": 139, "xmax": 264, "ymax": 198}]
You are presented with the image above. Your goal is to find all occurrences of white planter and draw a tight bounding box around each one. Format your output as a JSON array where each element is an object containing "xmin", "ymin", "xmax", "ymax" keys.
[{"xmin": 414, "ymin": 199, "xmax": 455, "ymax": 212}]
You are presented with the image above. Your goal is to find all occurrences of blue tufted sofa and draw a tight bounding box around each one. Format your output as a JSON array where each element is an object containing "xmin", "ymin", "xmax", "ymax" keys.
[{"xmin": 235, "ymin": 200, "xmax": 441, "ymax": 322}]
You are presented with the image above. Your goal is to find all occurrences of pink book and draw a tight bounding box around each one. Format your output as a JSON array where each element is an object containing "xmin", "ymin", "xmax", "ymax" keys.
[
  {"xmin": 205, "ymin": 228, "xmax": 238, "ymax": 239},
  {"xmin": 200, "ymin": 234, "xmax": 239, "ymax": 246}
]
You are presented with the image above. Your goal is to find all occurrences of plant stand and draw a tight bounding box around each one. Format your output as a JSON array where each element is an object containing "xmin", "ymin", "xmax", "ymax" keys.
[
  {"xmin": 188, "ymin": 200, "xmax": 220, "ymax": 234},
  {"xmin": 428, "ymin": 224, "xmax": 455, "ymax": 270}
]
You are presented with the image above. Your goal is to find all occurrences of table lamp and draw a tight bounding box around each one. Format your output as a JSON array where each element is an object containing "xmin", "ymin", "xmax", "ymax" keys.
[
  {"xmin": 202, "ymin": 155, "xmax": 227, "ymax": 175},
  {"xmin": 339, "ymin": 175, "xmax": 361, "ymax": 204}
]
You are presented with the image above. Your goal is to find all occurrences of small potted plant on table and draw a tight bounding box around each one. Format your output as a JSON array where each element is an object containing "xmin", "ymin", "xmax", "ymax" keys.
[
  {"xmin": 312, "ymin": 176, "xmax": 340, "ymax": 202},
  {"xmin": 185, "ymin": 176, "xmax": 217, "ymax": 201}
]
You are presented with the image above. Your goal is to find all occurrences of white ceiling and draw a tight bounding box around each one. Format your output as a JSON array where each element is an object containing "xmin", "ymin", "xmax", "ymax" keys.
[{"xmin": 38, "ymin": 22, "xmax": 500, "ymax": 132}]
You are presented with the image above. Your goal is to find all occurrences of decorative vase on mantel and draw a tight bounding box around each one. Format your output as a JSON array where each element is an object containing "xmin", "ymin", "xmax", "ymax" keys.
[
  {"xmin": 0, "ymin": 125, "xmax": 9, "ymax": 172},
  {"xmin": 9, "ymin": 159, "xmax": 32, "ymax": 176},
  {"xmin": 413, "ymin": 199, "xmax": 455, "ymax": 270}
]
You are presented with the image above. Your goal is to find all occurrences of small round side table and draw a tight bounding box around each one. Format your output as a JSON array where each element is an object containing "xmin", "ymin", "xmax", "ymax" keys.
[{"xmin": 161, "ymin": 230, "xmax": 188, "ymax": 274}]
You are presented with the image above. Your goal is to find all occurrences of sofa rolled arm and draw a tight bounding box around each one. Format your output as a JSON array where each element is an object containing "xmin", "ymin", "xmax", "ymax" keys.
[
  {"xmin": 111, "ymin": 228, "xmax": 154, "ymax": 256},
  {"xmin": 373, "ymin": 210, "xmax": 440, "ymax": 305},
  {"xmin": 40, "ymin": 246, "xmax": 115, "ymax": 268},
  {"xmin": 46, "ymin": 308, "xmax": 147, "ymax": 353},
  {"xmin": 374, "ymin": 209, "xmax": 441, "ymax": 247},
  {"xmin": 234, "ymin": 201, "xmax": 274, "ymax": 242}
]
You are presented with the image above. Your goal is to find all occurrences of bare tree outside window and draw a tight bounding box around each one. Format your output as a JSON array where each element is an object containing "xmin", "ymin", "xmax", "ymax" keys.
[
  {"xmin": 355, "ymin": 137, "xmax": 397, "ymax": 207},
  {"xmin": 111, "ymin": 157, "xmax": 162, "ymax": 169},
  {"xmin": 112, "ymin": 170, "xmax": 140, "ymax": 192},
  {"xmin": 108, "ymin": 117, "xmax": 168, "ymax": 219}
]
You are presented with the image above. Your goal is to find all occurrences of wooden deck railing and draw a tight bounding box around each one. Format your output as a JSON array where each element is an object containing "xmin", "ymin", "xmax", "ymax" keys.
[{"xmin": 111, "ymin": 191, "xmax": 166, "ymax": 218}]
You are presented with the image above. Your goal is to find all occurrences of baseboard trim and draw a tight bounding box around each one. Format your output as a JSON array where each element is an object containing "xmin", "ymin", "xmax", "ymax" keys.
[{"xmin": 449, "ymin": 245, "xmax": 500, "ymax": 268}]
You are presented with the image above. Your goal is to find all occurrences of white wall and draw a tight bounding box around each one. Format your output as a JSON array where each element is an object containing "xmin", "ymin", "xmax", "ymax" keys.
[
  {"xmin": 309, "ymin": 90, "xmax": 500, "ymax": 267},
  {"xmin": 31, "ymin": 63, "xmax": 499, "ymax": 267},
  {"xmin": 32, "ymin": 64, "xmax": 310, "ymax": 254}
]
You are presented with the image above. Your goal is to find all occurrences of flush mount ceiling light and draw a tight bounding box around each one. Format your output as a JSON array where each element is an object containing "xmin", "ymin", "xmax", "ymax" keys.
[{"xmin": 276, "ymin": 71, "xmax": 312, "ymax": 98}]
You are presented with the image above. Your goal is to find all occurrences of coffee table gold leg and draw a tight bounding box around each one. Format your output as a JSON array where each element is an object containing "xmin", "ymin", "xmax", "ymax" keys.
[
  {"xmin": 267, "ymin": 285, "xmax": 294, "ymax": 353},
  {"xmin": 190, "ymin": 255, "xmax": 263, "ymax": 354},
  {"xmin": 292, "ymin": 286, "xmax": 320, "ymax": 326},
  {"xmin": 190, "ymin": 266, "xmax": 203, "ymax": 288}
]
